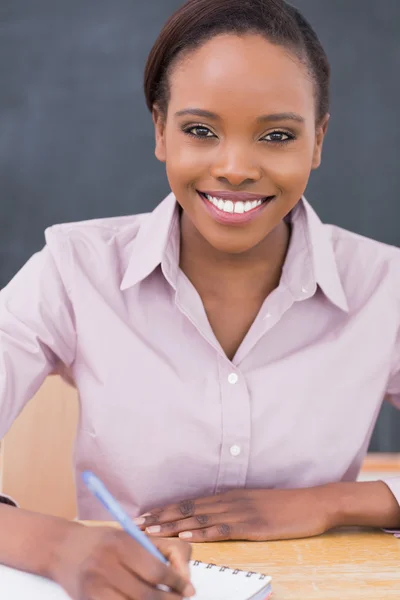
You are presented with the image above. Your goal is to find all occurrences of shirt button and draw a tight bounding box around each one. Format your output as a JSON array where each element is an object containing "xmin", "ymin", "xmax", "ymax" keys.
[
  {"xmin": 228, "ymin": 373, "xmax": 239, "ymax": 384},
  {"xmin": 230, "ymin": 445, "xmax": 241, "ymax": 457}
]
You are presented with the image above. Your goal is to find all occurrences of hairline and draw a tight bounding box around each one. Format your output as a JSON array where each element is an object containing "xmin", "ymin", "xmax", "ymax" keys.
[{"xmin": 155, "ymin": 31, "xmax": 320, "ymax": 124}]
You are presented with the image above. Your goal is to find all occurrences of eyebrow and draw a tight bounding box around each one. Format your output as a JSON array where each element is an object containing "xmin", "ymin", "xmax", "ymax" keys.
[{"xmin": 174, "ymin": 108, "xmax": 305, "ymax": 124}]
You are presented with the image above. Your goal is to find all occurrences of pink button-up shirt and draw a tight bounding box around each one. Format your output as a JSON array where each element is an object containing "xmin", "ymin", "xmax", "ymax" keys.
[{"xmin": 1, "ymin": 193, "xmax": 400, "ymax": 522}]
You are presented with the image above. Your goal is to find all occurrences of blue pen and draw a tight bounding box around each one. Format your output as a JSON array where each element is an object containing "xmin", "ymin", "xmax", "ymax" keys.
[{"xmin": 81, "ymin": 470, "xmax": 168, "ymax": 566}]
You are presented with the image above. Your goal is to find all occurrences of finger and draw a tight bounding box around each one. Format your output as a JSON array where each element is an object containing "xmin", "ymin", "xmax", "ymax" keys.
[
  {"xmin": 86, "ymin": 585, "xmax": 124, "ymax": 600},
  {"xmin": 118, "ymin": 575, "xmax": 188, "ymax": 600},
  {"xmin": 83, "ymin": 566, "xmax": 182, "ymax": 600},
  {"xmin": 176, "ymin": 523, "xmax": 250, "ymax": 542},
  {"xmin": 136, "ymin": 498, "xmax": 198, "ymax": 527},
  {"xmin": 91, "ymin": 562, "xmax": 175, "ymax": 600},
  {"xmin": 146, "ymin": 513, "xmax": 220, "ymax": 537},
  {"xmin": 154, "ymin": 537, "xmax": 193, "ymax": 582},
  {"xmin": 98, "ymin": 580, "xmax": 186, "ymax": 600},
  {"xmin": 136, "ymin": 495, "xmax": 226, "ymax": 528},
  {"xmin": 114, "ymin": 530, "xmax": 191, "ymax": 596},
  {"xmin": 181, "ymin": 521, "xmax": 270, "ymax": 542}
]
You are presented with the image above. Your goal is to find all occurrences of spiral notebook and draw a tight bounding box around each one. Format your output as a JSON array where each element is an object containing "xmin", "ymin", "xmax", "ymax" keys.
[
  {"xmin": 0, "ymin": 560, "xmax": 272, "ymax": 599},
  {"xmin": 189, "ymin": 559, "xmax": 272, "ymax": 599}
]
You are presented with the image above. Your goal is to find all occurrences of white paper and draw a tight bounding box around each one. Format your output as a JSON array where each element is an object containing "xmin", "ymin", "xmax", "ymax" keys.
[
  {"xmin": 189, "ymin": 561, "xmax": 272, "ymax": 600},
  {"xmin": 0, "ymin": 564, "xmax": 71, "ymax": 600},
  {"xmin": 0, "ymin": 560, "xmax": 272, "ymax": 600}
]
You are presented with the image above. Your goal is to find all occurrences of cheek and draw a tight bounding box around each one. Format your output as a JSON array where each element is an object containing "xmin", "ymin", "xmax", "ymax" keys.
[
  {"xmin": 166, "ymin": 149, "xmax": 209, "ymax": 189},
  {"xmin": 164, "ymin": 129, "xmax": 207, "ymax": 181},
  {"xmin": 263, "ymin": 139, "xmax": 315, "ymax": 191},
  {"xmin": 267, "ymin": 151, "xmax": 311, "ymax": 186}
]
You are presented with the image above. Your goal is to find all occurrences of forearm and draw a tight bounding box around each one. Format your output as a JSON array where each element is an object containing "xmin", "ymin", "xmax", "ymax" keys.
[
  {"xmin": 321, "ymin": 480, "xmax": 400, "ymax": 529},
  {"xmin": 0, "ymin": 504, "xmax": 80, "ymax": 578}
]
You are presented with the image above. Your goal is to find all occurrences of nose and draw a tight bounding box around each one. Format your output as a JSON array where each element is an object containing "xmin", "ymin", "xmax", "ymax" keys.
[{"xmin": 210, "ymin": 144, "xmax": 262, "ymax": 187}]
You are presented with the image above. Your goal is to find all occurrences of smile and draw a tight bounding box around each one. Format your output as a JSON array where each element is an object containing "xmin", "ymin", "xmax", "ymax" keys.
[
  {"xmin": 203, "ymin": 192, "xmax": 271, "ymax": 214},
  {"xmin": 197, "ymin": 190, "xmax": 275, "ymax": 225}
]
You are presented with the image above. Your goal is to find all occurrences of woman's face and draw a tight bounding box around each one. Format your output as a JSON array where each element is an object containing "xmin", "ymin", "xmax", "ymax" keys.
[{"xmin": 153, "ymin": 33, "xmax": 329, "ymax": 255}]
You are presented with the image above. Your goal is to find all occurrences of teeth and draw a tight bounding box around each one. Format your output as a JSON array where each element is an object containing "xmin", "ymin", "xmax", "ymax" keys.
[
  {"xmin": 244, "ymin": 201, "xmax": 252, "ymax": 212},
  {"xmin": 204, "ymin": 194, "xmax": 265, "ymax": 214},
  {"xmin": 224, "ymin": 200, "xmax": 234, "ymax": 213}
]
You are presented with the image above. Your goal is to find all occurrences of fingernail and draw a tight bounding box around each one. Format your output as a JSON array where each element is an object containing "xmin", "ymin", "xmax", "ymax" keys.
[
  {"xmin": 183, "ymin": 582, "xmax": 196, "ymax": 597},
  {"xmin": 146, "ymin": 525, "xmax": 161, "ymax": 534},
  {"xmin": 179, "ymin": 531, "xmax": 193, "ymax": 539},
  {"xmin": 133, "ymin": 517, "xmax": 146, "ymax": 525},
  {"xmin": 140, "ymin": 512, "xmax": 152, "ymax": 517}
]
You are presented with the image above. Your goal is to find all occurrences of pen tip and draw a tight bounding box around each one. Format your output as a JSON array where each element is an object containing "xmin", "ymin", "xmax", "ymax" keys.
[{"xmin": 81, "ymin": 470, "xmax": 92, "ymax": 484}]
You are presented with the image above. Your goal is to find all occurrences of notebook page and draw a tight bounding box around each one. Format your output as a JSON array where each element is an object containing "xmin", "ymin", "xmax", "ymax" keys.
[
  {"xmin": 0, "ymin": 560, "xmax": 272, "ymax": 600},
  {"xmin": 0, "ymin": 564, "xmax": 71, "ymax": 599},
  {"xmin": 187, "ymin": 560, "xmax": 272, "ymax": 600}
]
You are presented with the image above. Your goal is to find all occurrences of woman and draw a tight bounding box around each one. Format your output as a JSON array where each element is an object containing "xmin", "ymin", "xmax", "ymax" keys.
[{"xmin": 1, "ymin": 0, "xmax": 400, "ymax": 598}]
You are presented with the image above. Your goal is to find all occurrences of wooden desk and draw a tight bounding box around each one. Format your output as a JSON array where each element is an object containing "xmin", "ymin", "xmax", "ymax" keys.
[{"xmin": 82, "ymin": 523, "xmax": 400, "ymax": 599}]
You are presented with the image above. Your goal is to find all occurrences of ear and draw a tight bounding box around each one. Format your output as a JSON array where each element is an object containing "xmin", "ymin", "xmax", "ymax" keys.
[
  {"xmin": 152, "ymin": 105, "xmax": 167, "ymax": 163},
  {"xmin": 311, "ymin": 113, "xmax": 330, "ymax": 170}
]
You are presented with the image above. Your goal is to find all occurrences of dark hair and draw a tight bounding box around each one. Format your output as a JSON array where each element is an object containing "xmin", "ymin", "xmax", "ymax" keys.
[{"xmin": 144, "ymin": 0, "xmax": 330, "ymax": 124}]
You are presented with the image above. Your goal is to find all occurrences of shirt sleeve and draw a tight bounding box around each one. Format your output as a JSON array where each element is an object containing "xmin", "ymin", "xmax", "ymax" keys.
[
  {"xmin": 0, "ymin": 232, "xmax": 76, "ymax": 441},
  {"xmin": 385, "ymin": 256, "xmax": 400, "ymax": 405},
  {"xmin": 384, "ymin": 367, "xmax": 400, "ymax": 514},
  {"xmin": 381, "ymin": 257, "xmax": 400, "ymax": 533}
]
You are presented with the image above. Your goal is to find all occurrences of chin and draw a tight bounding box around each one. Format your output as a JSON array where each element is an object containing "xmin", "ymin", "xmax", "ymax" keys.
[{"xmin": 206, "ymin": 235, "xmax": 262, "ymax": 255}]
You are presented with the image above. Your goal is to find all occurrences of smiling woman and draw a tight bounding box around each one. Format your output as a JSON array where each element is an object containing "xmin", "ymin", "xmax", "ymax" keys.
[
  {"xmin": 148, "ymin": 15, "xmax": 327, "ymax": 256},
  {"xmin": 1, "ymin": 0, "xmax": 400, "ymax": 599}
]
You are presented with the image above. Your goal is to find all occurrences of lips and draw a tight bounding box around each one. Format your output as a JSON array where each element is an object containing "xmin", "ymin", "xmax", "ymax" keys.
[
  {"xmin": 198, "ymin": 190, "xmax": 272, "ymax": 202},
  {"xmin": 197, "ymin": 190, "xmax": 275, "ymax": 226}
]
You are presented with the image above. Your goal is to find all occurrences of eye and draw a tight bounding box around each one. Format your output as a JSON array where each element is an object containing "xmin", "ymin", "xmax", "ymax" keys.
[
  {"xmin": 262, "ymin": 130, "xmax": 295, "ymax": 143},
  {"xmin": 182, "ymin": 125, "xmax": 216, "ymax": 139}
]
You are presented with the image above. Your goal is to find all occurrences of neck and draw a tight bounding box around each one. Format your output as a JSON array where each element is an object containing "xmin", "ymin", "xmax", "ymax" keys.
[{"xmin": 179, "ymin": 214, "xmax": 291, "ymax": 301}]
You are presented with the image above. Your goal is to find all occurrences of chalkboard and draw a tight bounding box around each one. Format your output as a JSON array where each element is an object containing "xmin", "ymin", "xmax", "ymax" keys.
[{"xmin": 1, "ymin": 0, "xmax": 400, "ymax": 449}]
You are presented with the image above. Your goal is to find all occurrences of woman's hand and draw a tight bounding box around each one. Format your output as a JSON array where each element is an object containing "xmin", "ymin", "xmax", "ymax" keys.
[
  {"xmin": 50, "ymin": 523, "xmax": 195, "ymax": 599},
  {"xmin": 135, "ymin": 486, "xmax": 337, "ymax": 542}
]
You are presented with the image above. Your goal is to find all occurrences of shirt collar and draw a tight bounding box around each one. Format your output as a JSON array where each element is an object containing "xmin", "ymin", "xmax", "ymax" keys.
[
  {"xmin": 285, "ymin": 197, "xmax": 349, "ymax": 312},
  {"xmin": 120, "ymin": 192, "xmax": 349, "ymax": 312},
  {"xmin": 120, "ymin": 192, "xmax": 179, "ymax": 291}
]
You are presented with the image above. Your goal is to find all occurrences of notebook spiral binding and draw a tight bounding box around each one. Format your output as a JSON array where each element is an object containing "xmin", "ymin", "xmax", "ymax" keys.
[{"xmin": 192, "ymin": 560, "xmax": 267, "ymax": 580}]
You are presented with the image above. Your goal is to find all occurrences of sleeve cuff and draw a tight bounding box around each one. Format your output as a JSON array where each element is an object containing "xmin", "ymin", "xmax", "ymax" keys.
[
  {"xmin": 380, "ymin": 478, "xmax": 400, "ymax": 537},
  {"xmin": 0, "ymin": 493, "xmax": 19, "ymax": 508}
]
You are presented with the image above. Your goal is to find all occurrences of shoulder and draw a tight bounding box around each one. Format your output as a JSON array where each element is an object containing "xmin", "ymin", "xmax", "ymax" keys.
[
  {"xmin": 40, "ymin": 212, "xmax": 152, "ymax": 293},
  {"xmin": 326, "ymin": 223, "xmax": 400, "ymax": 302},
  {"xmin": 44, "ymin": 212, "xmax": 149, "ymax": 247},
  {"xmin": 329, "ymin": 223, "xmax": 400, "ymax": 262},
  {"xmin": 43, "ymin": 212, "xmax": 149, "ymax": 264}
]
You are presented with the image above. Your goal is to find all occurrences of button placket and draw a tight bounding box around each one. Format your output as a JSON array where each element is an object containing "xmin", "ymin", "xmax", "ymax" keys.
[{"xmin": 214, "ymin": 359, "xmax": 251, "ymax": 493}]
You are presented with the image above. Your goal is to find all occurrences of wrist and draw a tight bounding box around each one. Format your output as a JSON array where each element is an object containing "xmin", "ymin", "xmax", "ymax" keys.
[
  {"xmin": 319, "ymin": 480, "xmax": 400, "ymax": 530},
  {"xmin": 44, "ymin": 518, "xmax": 84, "ymax": 582},
  {"xmin": 0, "ymin": 505, "xmax": 81, "ymax": 580}
]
